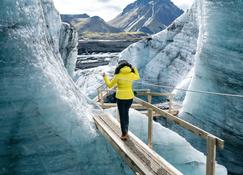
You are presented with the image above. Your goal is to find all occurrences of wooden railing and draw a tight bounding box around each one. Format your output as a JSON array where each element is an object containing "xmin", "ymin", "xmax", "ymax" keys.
[{"xmin": 97, "ymin": 86, "xmax": 224, "ymax": 175}]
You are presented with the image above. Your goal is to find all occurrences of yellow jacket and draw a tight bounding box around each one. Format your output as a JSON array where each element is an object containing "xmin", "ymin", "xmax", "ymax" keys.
[{"xmin": 104, "ymin": 66, "xmax": 140, "ymax": 100}]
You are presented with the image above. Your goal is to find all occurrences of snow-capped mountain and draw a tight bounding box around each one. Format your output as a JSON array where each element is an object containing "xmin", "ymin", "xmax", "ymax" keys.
[
  {"xmin": 61, "ymin": 14, "xmax": 123, "ymax": 33},
  {"xmin": 108, "ymin": 0, "xmax": 183, "ymax": 34}
]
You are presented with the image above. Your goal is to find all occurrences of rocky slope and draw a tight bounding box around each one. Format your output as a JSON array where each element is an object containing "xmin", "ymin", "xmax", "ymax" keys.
[
  {"xmin": 109, "ymin": 0, "xmax": 183, "ymax": 34},
  {"xmin": 62, "ymin": 14, "xmax": 123, "ymax": 33}
]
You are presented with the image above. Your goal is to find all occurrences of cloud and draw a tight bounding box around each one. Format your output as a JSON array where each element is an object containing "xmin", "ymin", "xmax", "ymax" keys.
[
  {"xmin": 53, "ymin": 0, "xmax": 135, "ymax": 21},
  {"xmin": 53, "ymin": 0, "xmax": 194, "ymax": 21},
  {"xmin": 105, "ymin": 4, "xmax": 122, "ymax": 11},
  {"xmin": 97, "ymin": 0, "xmax": 112, "ymax": 2},
  {"xmin": 171, "ymin": 0, "xmax": 194, "ymax": 10}
]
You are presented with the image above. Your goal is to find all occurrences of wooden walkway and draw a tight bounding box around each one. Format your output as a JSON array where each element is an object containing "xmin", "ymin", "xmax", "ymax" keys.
[
  {"xmin": 94, "ymin": 113, "xmax": 183, "ymax": 175},
  {"xmin": 95, "ymin": 87, "xmax": 224, "ymax": 175}
]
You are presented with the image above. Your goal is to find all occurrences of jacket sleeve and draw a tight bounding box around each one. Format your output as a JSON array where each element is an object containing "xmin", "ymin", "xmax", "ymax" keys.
[
  {"xmin": 132, "ymin": 67, "xmax": 140, "ymax": 80},
  {"xmin": 104, "ymin": 75, "xmax": 118, "ymax": 89}
]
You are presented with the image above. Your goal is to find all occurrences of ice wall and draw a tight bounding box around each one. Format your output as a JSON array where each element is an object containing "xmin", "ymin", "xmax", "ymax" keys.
[
  {"xmin": 0, "ymin": 0, "xmax": 131, "ymax": 174},
  {"xmin": 120, "ymin": 3, "xmax": 199, "ymax": 93},
  {"xmin": 42, "ymin": 0, "xmax": 78, "ymax": 77},
  {"xmin": 59, "ymin": 23, "xmax": 78, "ymax": 77},
  {"xmin": 180, "ymin": 1, "xmax": 243, "ymax": 174}
]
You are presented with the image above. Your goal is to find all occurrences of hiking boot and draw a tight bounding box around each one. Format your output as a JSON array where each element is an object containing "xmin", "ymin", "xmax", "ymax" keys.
[{"xmin": 120, "ymin": 133, "xmax": 128, "ymax": 141}]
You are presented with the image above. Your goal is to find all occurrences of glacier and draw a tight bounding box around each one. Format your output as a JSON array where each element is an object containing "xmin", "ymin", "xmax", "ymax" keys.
[
  {"xmin": 179, "ymin": 1, "xmax": 243, "ymax": 174},
  {"xmin": 0, "ymin": 0, "xmax": 130, "ymax": 174},
  {"xmin": 0, "ymin": 0, "xmax": 228, "ymax": 174},
  {"xmin": 59, "ymin": 22, "xmax": 78, "ymax": 77},
  {"xmin": 119, "ymin": 2, "xmax": 199, "ymax": 95},
  {"xmin": 120, "ymin": 0, "xmax": 243, "ymax": 174},
  {"xmin": 75, "ymin": 65, "xmax": 114, "ymax": 99}
]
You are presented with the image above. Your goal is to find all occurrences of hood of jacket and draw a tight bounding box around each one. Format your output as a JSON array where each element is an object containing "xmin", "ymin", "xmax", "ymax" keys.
[{"xmin": 120, "ymin": 66, "xmax": 132, "ymax": 74}]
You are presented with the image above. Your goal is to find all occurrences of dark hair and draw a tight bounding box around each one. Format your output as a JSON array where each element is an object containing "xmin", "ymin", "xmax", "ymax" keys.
[{"xmin": 115, "ymin": 61, "xmax": 135, "ymax": 74}]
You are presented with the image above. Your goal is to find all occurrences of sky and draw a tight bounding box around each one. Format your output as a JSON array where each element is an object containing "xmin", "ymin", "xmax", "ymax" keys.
[{"xmin": 53, "ymin": 0, "xmax": 194, "ymax": 22}]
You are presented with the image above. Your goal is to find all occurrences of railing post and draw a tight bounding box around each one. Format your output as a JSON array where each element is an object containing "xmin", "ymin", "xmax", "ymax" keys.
[
  {"xmin": 147, "ymin": 89, "xmax": 152, "ymax": 103},
  {"xmin": 148, "ymin": 108, "xmax": 153, "ymax": 149},
  {"xmin": 97, "ymin": 87, "xmax": 101, "ymax": 102},
  {"xmin": 206, "ymin": 135, "xmax": 216, "ymax": 175},
  {"xmin": 146, "ymin": 89, "xmax": 153, "ymax": 148},
  {"xmin": 98, "ymin": 87, "xmax": 104, "ymax": 106},
  {"xmin": 168, "ymin": 94, "xmax": 173, "ymax": 113}
]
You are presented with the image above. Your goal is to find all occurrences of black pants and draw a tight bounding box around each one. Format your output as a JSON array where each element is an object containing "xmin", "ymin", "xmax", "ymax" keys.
[{"xmin": 117, "ymin": 99, "xmax": 133, "ymax": 135}]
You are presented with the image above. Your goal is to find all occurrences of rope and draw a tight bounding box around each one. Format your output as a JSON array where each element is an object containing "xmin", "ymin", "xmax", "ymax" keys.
[
  {"xmin": 101, "ymin": 77, "xmax": 243, "ymax": 99},
  {"xmin": 136, "ymin": 79, "xmax": 243, "ymax": 99}
]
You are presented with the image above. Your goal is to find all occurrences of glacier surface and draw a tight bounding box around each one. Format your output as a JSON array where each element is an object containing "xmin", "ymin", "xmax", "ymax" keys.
[
  {"xmin": 0, "ymin": 0, "xmax": 131, "ymax": 174},
  {"xmin": 0, "ymin": 0, "xmax": 229, "ymax": 174},
  {"xmin": 179, "ymin": 0, "xmax": 243, "ymax": 174},
  {"xmin": 59, "ymin": 22, "xmax": 78, "ymax": 77},
  {"xmin": 120, "ymin": 0, "xmax": 243, "ymax": 174}
]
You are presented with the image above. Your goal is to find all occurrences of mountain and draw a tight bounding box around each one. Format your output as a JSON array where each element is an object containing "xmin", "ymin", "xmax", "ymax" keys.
[
  {"xmin": 108, "ymin": 0, "xmax": 183, "ymax": 34},
  {"xmin": 60, "ymin": 13, "xmax": 90, "ymax": 24},
  {"xmin": 61, "ymin": 14, "xmax": 123, "ymax": 33}
]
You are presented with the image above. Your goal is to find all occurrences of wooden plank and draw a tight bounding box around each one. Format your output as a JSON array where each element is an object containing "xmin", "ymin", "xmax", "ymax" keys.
[
  {"xmin": 107, "ymin": 116, "xmax": 183, "ymax": 175},
  {"xmin": 206, "ymin": 135, "xmax": 216, "ymax": 175},
  {"xmin": 140, "ymin": 111, "xmax": 178, "ymax": 117},
  {"xmin": 94, "ymin": 114, "xmax": 183, "ymax": 175},
  {"xmin": 94, "ymin": 116, "xmax": 153, "ymax": 175},
  {"xmin": 99, "ymin": 103, "xmax": 146, "ymax": 110},
  {"xmin": 133, "ymin": 97, "xmax": 224, "ymax": 149},
  {"xmin": 136, "ymin": 92, "xmax": 172, "ymax": 97},
  {"xmin": 148, "ymin": 92, "xmax": 172, "ymax": 97},
  {"xmin": 134, "ymin": 89, "xmax": 151, "ymax": 92}
]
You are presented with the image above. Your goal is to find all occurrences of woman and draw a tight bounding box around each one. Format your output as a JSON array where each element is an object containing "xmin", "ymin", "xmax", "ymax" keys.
[{"xmin": 103, "ymin": 60, "xmax": 140, "ymax": 140}]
